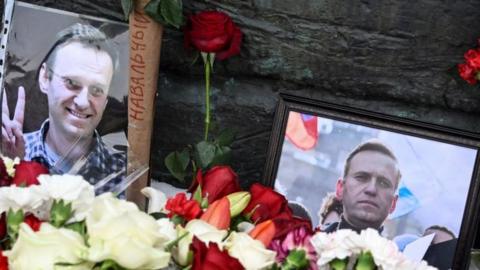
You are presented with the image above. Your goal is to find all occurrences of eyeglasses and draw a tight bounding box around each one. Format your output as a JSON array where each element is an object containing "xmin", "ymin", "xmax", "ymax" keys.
[{"xmin": 47, "ymin": 67, "xmax": 107, "ymax": 98}]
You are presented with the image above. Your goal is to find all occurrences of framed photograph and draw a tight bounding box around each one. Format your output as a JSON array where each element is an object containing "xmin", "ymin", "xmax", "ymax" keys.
[
  {"xmin": 263, "ymin": 94, "xmax": 480, "ymax": 269},
  {"xmin": 1, "ymin": 1, "xmax": 130, "ymax": 194}
]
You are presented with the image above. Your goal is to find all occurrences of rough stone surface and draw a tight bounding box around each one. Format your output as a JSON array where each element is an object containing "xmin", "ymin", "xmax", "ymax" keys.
[{"xmin": 7, "ymin": 0, "xmax": 480, "ymax": 187}]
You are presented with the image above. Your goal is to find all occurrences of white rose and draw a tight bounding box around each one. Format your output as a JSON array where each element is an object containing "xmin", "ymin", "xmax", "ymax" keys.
[
  {"xmin": 185, "ymin": 219, "xmax": 228, "ymax": 245},
  {"xmin": 171, "ymin": 219, "xmax": 227, "ymax": 265},
  {"xmin": 5, "ymin": 223, "xmax": 92, "ymax": 270},
  {"xmin": 225, "ymin": 232, "xmax": 276, "ymax": 270},
  {"xmin": 156, "ymin": 218, "xmax": 177, "ymax": 249},
  {"xmin": 142, "ymin": 187, "xmax": 167, "ymax": 214},
  {"xmin": 35, "ymin": 175, "xmax": 95, "ymax": 222},
  {"xmin": 172, "ymin": 225, "xmax": 194, "ymax": 266},
  {"xmin": 0, "ymin": 185, "xmax": 45, "ymax": 214},
  {"xmin": 85, "ymin": 193, "xmax": 171, "ymax": 269}
]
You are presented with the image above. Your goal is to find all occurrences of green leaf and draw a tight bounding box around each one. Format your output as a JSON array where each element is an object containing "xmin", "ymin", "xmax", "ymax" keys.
[
  {"xmin": 192, "ymin": 185, "xmax": 203, "ymax": 205},
  {"xmin": 281, "ymin": 249, "xmax": 309, "ymax": 270},
  {"xmin": 121, "ymin": 0, "xmax": 135, "ymax": 20},
  {"xmin": 216, "ymin": 129, "xmax": 235, "ymax": 147},
  {"xmin": 51, "ymin": 200, "xmax": 73, "ymax": 228},
  {"xmin": 64, "ymin": 221, "xmax": 86, "ymax": 238},
  {"xmin": 7, "ymin": 209, "xmax": 24, "ymax": 241},
  {"xmin": 98, "ymin": 260, "xmax": 127, "ymax": 270},
  {"xmin": 330, "ymin": 258, "xmax": 348, "ymax": 270},
  {"xmin": 150, "ymin": 212, "xmax": 168, "ymax": 220},
  {"xmin": 171, "ymin": 215, "xmax": 186, "ymax": 226},
  {"xmin": 165, "ymin": 231, "xmax": 189, "ymax": 251},
  {"xmin": 160, "ymin": 0, "xmax": 184, "ymax": 29},
  {"xmin": 194, "ymin": 141, "xmax": 216, "ymax": 169},
  {"xmin": 165, "ymin": 149, "xmax": 190, "ymax": 182},
  {"xmin": 209, "ymin": 145, "xmax": 232, "ymax": 167},
  {"xmin": 144, "ymin": 0, "xmax": 168, "ymax": 25},
  {"xmin": 355, "ymin": 251, "xmax": 376, "ymax": 270},
  {"xmin": 230, "ymin": 215, "xmax": 250, "ymax": 231}
]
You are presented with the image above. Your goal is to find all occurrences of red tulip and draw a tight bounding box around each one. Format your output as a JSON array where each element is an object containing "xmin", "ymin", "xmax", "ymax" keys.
[
  {"xmin": 249, "ymin": 219, "xmax": 276, "ymax": 247},
  {"xmin": 200, "ymin": 197, "xmax": 230, "ymax": 230}
]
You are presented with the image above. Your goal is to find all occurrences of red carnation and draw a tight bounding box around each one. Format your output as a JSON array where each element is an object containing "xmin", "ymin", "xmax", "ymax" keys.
[
  {"xmin": 165, "ymin": 193, "xmax": 202, "ymax": 221},
  {"xmin": 24, "ymin": 214, "xmax": 42, "ymax": 232},
  {"xmin": 184, "ymin": 11, "xmax": 242, "ymax": 60},
  {"xmin": 458, "ymin": 63, "xmax": 477, "ymax": 85},
  {"xmin": 0, "ymin": 249, "xmax": 8, "ymax": 270},
  {"xmin": 12, "ymin": 161, "xmax": 48, "ymax": 187},
  {"xmin": 189, "ymin": 166, "xmax": 241, "ymax": 204},
  {"xmin": 465, "ymin": 49, "xmax": 480, "ymax": 69},
  {"xmin": 191, "ymin": 237, "xmax": 243, "ymax": 270}
]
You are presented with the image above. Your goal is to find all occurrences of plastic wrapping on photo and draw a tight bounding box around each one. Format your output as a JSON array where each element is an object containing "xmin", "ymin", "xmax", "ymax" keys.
[{"xmin": 0, "ymin": 2, "xmax": 147, "ymax": 197}]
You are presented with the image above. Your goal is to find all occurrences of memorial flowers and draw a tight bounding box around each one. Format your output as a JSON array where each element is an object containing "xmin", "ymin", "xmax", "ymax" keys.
[
  {"xmin": 458, "ymin": 39, "xmax": 480, "ymax": 85},
  {"xmin": 0, "ymin": 155, "xmax": 437, "ymax": 270},
  {"xmin": 164, "ymin": 11, "xmax": 243, "ymax": 184}
]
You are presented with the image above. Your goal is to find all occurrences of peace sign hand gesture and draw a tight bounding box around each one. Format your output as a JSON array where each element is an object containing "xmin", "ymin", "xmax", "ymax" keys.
[{"xmin": 2, "ymin": 86, "xmax": 25, "ymax": 159}]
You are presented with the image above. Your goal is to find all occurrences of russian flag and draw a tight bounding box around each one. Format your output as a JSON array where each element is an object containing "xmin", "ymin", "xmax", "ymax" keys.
[{"xmin": 285, "ymin": 112, "xmax": 318, "ymax": 151}]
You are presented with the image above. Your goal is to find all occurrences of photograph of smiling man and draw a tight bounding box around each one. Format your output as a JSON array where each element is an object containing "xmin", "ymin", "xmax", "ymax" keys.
[{"xmin": 1, "ymin": 3, "xmax": 129, "ymax": 194}]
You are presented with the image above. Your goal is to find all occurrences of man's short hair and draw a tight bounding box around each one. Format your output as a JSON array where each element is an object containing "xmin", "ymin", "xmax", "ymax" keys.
[
  {"xmin": 342, "ymin": 139, "xmax": 402, "ymax": 187},
  {"xmin": 424, "ymin": 225, "xmax": 456, "ymax": 239},
  {"xmin": 40, "ymin": 23, "xmax": 119, "ymax": 79}
]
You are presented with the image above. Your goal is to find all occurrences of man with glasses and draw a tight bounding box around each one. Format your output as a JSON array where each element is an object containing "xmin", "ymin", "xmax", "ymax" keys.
[{"xmin": 1, "ymin": 23, "xmax": 125, "ymax": 194}]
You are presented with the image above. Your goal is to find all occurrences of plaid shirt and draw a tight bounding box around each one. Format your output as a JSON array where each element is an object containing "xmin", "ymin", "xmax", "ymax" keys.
[{"xmin": 24, "ymin": 120, "xmax": 126, "ymax": 195}]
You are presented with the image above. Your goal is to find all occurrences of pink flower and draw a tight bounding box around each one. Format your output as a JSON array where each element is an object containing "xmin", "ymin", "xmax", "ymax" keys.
[{"xmin": 269, "ymin": 226, "xmax": 318, "ymax": 270}]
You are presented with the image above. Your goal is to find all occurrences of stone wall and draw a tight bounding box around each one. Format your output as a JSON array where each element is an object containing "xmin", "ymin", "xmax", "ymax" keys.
[{"xmin": 14, "ymin": 0, "xmax": 480, "ymax": 188}]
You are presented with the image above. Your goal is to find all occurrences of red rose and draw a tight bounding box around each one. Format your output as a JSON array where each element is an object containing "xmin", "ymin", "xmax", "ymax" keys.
[
  {"xmin": 12, "ymin": 161, "xmax": 48, "ymax": 187},
  {"xmin": 189, "ymin": 166, "xmax": 241, "ymax": 204},
  {"xmin": 0, "ymin": 214, "xmax": 5, "ymax": 240},
  {"xmin": 24, "ymin": 214, "xmax": 42, "ymax": 232},
  {"xmin": 0, "ymin": 250, "xmax": 7, "ymax": 270},
  {"xmin": 184, "ymin": 11, "xmax": 242, "ymax": 60},
  {"xmin": 458, "ymin": 63, "xmax": 477, "ymax": 85},
  {"xmin": 465, "ymin": 49, "xmax": 480, "ymax": 69},
  {"xmin": 165, "ymin": 193, "xmax": 202, "ymax": 221},
  {"xmin": 242, "ymin": 183, "xmax": 292, "ymax": 223},
  {"xmin": 0, "ymin": 159, "xmax": 9, "ymax": 187},
  {"xmin": 191, "ymin": 237, "xmax": 243, "ymax": 270}
]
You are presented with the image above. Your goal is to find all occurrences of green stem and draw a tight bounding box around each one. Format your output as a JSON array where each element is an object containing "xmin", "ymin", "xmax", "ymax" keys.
[{"xmin": 204, "ymin": 54, "xmax": 211, "ymax": 141}]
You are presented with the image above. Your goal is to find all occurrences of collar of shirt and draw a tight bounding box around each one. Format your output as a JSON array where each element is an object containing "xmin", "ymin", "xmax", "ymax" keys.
[{"xmin": 23, "ymin": 120, "xmax": 126, "ymax": 194}]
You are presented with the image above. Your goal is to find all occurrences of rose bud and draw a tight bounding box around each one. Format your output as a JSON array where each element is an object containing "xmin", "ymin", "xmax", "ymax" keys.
[
  {"xmin": 248, "ymin": 219, "xmax": 276, "ymax": 247},
  {"xmin": 200, "ymin": 197, "xmax": 230, "ymax": 230},
  {"xmin": 226, "ymin": 192, "xmax": 251, "ymax": 217}
]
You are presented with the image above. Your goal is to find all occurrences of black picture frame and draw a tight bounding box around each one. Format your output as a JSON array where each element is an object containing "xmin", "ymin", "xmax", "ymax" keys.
[{"xmin": 263, "ymin": 93, "xmax": 480, "ymax": 270}]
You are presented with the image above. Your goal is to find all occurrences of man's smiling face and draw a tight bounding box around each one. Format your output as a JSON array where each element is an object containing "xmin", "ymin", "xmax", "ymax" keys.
[{"xmin": 39, "ymin": 41, "xmax": 113, "ymax": 140}]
